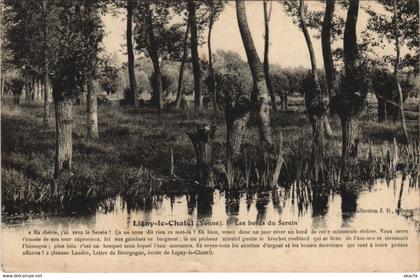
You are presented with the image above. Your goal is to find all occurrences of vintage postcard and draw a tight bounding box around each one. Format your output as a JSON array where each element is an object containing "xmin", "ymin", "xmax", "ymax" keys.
[{"xmin": 1, "ymin": 0, "xmax": 419, "ymax": 273}]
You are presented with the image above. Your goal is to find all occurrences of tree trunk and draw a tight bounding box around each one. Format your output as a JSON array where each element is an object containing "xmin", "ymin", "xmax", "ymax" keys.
[
  {"xmin": 336, "ymin": 0, "xmax": 362, "ymax": 165},
  {"xmin": 188, "ymin": 0, "xmax": 202, "ymax": 111},
  {"xmin": 393, "ymin": 0, "xmax": 409, "ymax": 144},
  {"xmin": 377, "ymin": 97, "xmax": 386, "ymax": 122},
  {"xmin": 321, "ymin": 0, "xmax": 336, "ymax": 138},
  {"xmin": 30, "ymin": 77, "xmax": 35, "ymax": 102},
  {"xmin": 341, "ymin": 116, "xmax": 358, "ymax": 164},
  {"xmin": 386, "ymin": 100, "xmax": 399, "ymax": 121},
  {"xmin": 236, "ymin": 0, "xmax": 272, "ymax": 147},
  {"xmin": 187, "ymin": 125, "xmax": 217, "ymax": 188},
  {"xmin": 127, "ymin": 0, "xmax": 138, "ymax": 107},
  {"xmin": 43, "ymin": 0, "xmax": 49, "ymax": 124},
  {"xmin": 263, "ymin": 0, "xmax": 277, "ymax": 112},
  {"xmin": 311, "ymin": 116, "xmax": 325, "ymax": 182},
  {"xmin": 344, "ymin": 0, "xmax": 359, "ymax": 76},
  {"xmin": 299, "ymin": 0, "xmax": 319, "ymax": 83},
  {"xmin": 396, "ymin": 81, "xmax": 409, "ymax": 143},
  {"xmin": 0, "ymin": 76, "xmax": 4, "ymax": 96},
  {"xmin": 43, "ymin": 79, "xmax": 49, "ymax": 124},
  {"xmin": 208, "ymin": 3, "xmax": 217, "ymax": 112},
  {"xmin": 146, "ymin": 1, "xmax": 163, "ymax": 114},
  {"xmin": 54, "ymin": 98, "xmax": 73, "ymax": 177},
  {"xmin": 299, "ymin": 0, "xmax": 327, "ymax": 182},
  {"xmin": 323, "ymin": 117, "xmax": 333, "ymax": 137},
  {"xmin": 175, "ymin": 23, "xmax": 190, "ymax": 110},
  {"xmin": 87, "ymin": 79, "xmax": 98, "ymax": 138},
  {"xmin": 225, "ymin": 105, "xmax": 251, "ymax": 188},
  {"xmin": 322, "ymin": 0, "xmax": 337, "ymax": 98}
]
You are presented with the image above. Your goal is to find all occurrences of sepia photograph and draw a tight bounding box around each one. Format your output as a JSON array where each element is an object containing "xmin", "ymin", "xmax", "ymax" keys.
[{"xmin": 1, "ymin": 0, "xmax": 419, "ymax": 274}]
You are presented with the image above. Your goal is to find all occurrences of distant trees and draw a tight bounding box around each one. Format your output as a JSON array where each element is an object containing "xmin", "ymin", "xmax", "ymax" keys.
[
  {"xmin": 99, "ymin": 61, "xmax": 120, "ymax": 95},
  {"xmin": 3, "ymin": 0, "xmax": 52, "ymax": 120}
]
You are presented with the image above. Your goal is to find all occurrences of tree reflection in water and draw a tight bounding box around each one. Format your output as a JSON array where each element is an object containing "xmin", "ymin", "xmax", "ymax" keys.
[
  {"xmin": 225, "ymin": 190, "xmax": 241, "ymax": 225},
  {"xmin": 340, "ymin": 184, "xmax": 360, "ymax": 228}
]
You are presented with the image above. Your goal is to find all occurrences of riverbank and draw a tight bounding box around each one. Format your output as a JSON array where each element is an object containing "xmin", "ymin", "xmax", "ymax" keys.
[{"xmin": 1, "ymin": 96, "xmax": 419, "ymax": 214}]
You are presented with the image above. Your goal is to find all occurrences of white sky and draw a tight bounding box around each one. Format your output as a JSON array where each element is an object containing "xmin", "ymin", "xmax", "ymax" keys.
[{"xmin": 102, "ymin": 1, "xmax": 390, "ymax": 69}]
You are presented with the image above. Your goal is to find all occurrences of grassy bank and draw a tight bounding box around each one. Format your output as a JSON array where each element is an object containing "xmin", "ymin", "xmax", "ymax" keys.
[{"xmin": 1, "ymin": 96, "xmax": 419, "ymax": 214}]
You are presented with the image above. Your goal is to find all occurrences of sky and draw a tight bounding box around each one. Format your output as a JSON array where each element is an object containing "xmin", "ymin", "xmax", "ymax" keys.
[{"xmin": 102, "ymin": 1, "xmax": 389, "ymax": 69}]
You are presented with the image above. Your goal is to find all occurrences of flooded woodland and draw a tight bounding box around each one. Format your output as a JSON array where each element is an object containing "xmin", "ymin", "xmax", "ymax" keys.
[{"xmin": 1, "ymin": 0, "xmax": 419, "ymax": 235}]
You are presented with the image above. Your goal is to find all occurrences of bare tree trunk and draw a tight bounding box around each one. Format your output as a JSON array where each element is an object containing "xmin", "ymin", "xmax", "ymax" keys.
[
  {"xmin": 38, "ymin": 80, "xmax": 42, "ymax": 101},
  {"xmin": 225, "ymin": 101, "xmax": 251, "ymax": 188},
  {"xmin": 175, "ymin": 23, "xmax": 190, "ymax": 110},
  {"xmin": 208, "ymin": 2, "xmax": 217, "ymax": 111},
  {"xmin": 127, "ymin": 0, "xmax": 138, "ymax": 107},
  {"xmin": 43, "ymin": 0, "xmax": 50, "ymax": 124},
  {"xmin": 322, "ymin": 0, "xmax": 337, "ymax": 99},
  {"xmin": 263, "ymin": 0, "xmax": 277, "ymax": 112},
  {"xmin": 236, "ymin": 0, "xmax": 272, "ymax": 147},
  {"xmin": 299, "ymin": 0, "xmax": 327, "ymax": 182},
  {"xmin": 341, "ymin": 116, "xmax": 358, "ymax": 162},
  {"xmin": 43, "ymin": 79, "xmax": 49, "ymax": 124},
  {"xmin": 336, "ymin": 0, "xmax": 363, "ymax": 165},
  {"xmin": 377, "ymin": 97, "xmax": 386, "ymax": 122},
  {"xmin": 320, "ymin": 0, "xmax": 336, "ymax": 137},
  {"xmin": 393, "ymin": 0, "xmax": 409, "ymax": 144},
  {"xmin": 54, "ymin": 97, "xmax": 73, "ymax": 177},
  {"xmin": 0, "ymin": 76, "xmax": 4, "ymax": 96},
  {"xmin": 31, "ymin": 77, "xmax": 36, "ymax": 102},
  {"xmin": 87, "ymin": 79, "xmax": 98, "ymax": 138},
  {"xmin": 188, "ymin": 0, "xmax": 202, "ymax": 111},
  {"xmin": 344, "ymin": 0, "xmax": 359, "ymax": 74},
  {"xmin": 146, "ymin": 1, "xmax": 163, "ymax": 114},
  {"xmin": 187, "ymin": 125, "xmax": 217, "ymax": 188}
]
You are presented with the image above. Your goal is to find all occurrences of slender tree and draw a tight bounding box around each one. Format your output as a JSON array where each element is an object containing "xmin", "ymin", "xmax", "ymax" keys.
[
  {"xmin": 135, "ymin": 1, "xmax": 183, "ymax": 112},
  {"xmin": 145, "ymin": 0, "xmax": 163, "ymax": 114},
  {"xmin": 175, "ymin": 23, "xmax": 190, "ymax": 110},
  {"xmin": 332, "ymin": 0, "xmax": 367, "ymax": 165},
  {"xmin": 320, "ymin": 0, "xmax": 335, "ymax": 137},
  {"xmin": 392, "ymin": 0, "xmax": 410, "ymax": 143},
  {"xmin": 236, "ymin": 0, "xmax": 273, "ymax": 147},
  {"xmin": 188, "ymin": 0, "xmax": 202, "ymax": 111},
  {"xmin": 322, "ymin": 0, "xmax": 338, "ymax": 99},
  {"xmin": 85, "ymin": 2, "xmax": 102, "ymax": 139},
  {"xmin": 263, "ymin": 0, "xmax": 278, "ymax": 111},
  {"xmin": 42, "ymin": 0, "xmax": 50, "ymax": 124},
  {"xmin": 366, "ymin": 0, "xmax": 417, "ymax": 140},
  {"xmin": 282, "ymin": 1, "xmax": 335, "ymax": 137},
  {"xmin": 207, "ymin": 0, "xmax": 217, "ymax": 111},
  {"xmin": 126, "ymin": 0, "xmax": 138, "ymax": 106},
  {"xmin": 299, "ymin": 0, "xmax": 328, "ymax": 182}
]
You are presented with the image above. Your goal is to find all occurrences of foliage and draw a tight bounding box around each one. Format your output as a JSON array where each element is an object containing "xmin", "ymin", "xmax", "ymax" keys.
[
  {"xmin": 365, "ymin": 0, "xmax": 419, "ymax": 72},
  {"xmin": 48, "ymin": 1, "xmax": 104, "ymax": 100},
  {"xmin": 98, "ymin": 58, "xmax": 120, "ymax": 95}
]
